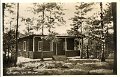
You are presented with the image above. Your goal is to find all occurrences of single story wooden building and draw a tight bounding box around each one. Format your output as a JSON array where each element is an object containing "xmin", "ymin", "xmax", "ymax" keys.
[{"xmin": 18, "ymin": 35, "xmax": 82, "ymax": 59}]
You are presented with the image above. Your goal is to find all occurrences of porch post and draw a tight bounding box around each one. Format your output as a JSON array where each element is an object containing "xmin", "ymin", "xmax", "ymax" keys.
[
  {"xmin": 65, "ymin": 38, "xmax": 67, "ymax": 56},
  {"xmin": 65, "ymin": 38, "xmax": 67, "ymax": 51},
  {"xmin": 51, "ymin": 40, "xmax": 53, "ymax": 51},
  {"xmin": 33, "ymin": 36, "xmax": 35, "ymax": 52},
  {"xmin": 79, "ymin": 38, "xmax": 82, "ymax": 58},
  {"xmin": 56, "ymin": 43, "xmax": 57, "ymax": 55}
]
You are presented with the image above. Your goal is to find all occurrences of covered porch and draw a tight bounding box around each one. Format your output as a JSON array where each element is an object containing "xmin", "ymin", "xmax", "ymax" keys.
[{"xmin": 52, "ymin": 36, "xmax": 80, "ymax": 57}]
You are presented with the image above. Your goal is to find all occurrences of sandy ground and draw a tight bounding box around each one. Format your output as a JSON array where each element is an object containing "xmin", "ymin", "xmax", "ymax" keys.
[{"xmin": 4, "ymin": 56, "xmax": 114, "ymax": 75}]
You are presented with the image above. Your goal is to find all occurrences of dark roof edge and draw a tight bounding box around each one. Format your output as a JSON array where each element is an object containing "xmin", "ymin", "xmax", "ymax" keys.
[{"xmin": 18, "ymin": 34, "xmax": 83, "ymax": 39}]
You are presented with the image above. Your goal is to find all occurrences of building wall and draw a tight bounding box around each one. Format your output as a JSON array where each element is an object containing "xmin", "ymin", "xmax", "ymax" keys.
[
  {"xmin": 18, "ymin": 36, "xmax": 33, "ymax": 58},
  {"xmin": 18, "ymin": 39, "xmax": 29, "ymax": 58},
  {"xmin": 34, "ymin": 37, "xmax": 50, "ymax": 52},
  {"xmin": 33, "ymin": 37, "xmax": 52, "ymax": 58},
  {"xmin": 28, "ymin": 51, "xmax": 33, "ymax": 58},
  {"xmin": 18, "ymin": 36, "xmax": 81, "ymax": 59},
  {"xmin": 29, "ymin": 38, "xmax": 33, "ymax": 51},
  {"xmin": 66, "ymin": 50, "xmax": 80, "ymax": 57},
  {"xmin": 34, "ymin": 37, "xmax": 41, "ymax": 52},
  {"xmin": 33, "ymin": 51, "xmax": 53, "ymax": 59}
]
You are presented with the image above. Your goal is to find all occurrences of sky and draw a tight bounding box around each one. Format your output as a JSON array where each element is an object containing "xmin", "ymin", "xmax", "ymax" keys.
[
  {"xmin": 18, "ymin": 3, "xmax": 77, "ymax": 34},
  {"xmin": 4, "ymin": 2, "xmax": 109, "ymax": 35}
]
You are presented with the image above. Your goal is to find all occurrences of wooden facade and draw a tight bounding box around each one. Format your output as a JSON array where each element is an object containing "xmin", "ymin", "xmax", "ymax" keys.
[{"xmin": 18, "ymin": 35, "xmax": 80, "ymax": 59}]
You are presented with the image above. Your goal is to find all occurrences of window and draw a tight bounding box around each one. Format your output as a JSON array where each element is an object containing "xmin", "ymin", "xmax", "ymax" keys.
[
  {"xmin": 29, "ymin": 38, "xmax": 33, "ymax": 51},
  {"xmin": 23, "ymin": 41, "xmax": 26, "ymax": 51},
  {"xmin": 67, "ymin": 38, "xmax": 74, "ymax": 50},
  {"xmin": 43, "ymin": 40, "xmax": 50, "ymax": 51},
  {"xmin": 38, "ymin": 41, "xmax": 42, "ymax": 51}
]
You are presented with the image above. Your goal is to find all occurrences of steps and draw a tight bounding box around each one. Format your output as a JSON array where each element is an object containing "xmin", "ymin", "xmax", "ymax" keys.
[{"xmin": 52, "ymin": 55, "xmax": 67, "ymax": 61}]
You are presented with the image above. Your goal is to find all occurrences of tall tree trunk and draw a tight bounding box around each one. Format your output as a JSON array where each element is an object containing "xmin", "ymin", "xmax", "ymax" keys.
[
  {"xmin": 2, "ymin": 3, "xmax": 5, "ymax": 33},
  {"xmin": 2, "ymin": 3, "xmax": 6, "ymax": 63},
  {"xmin": 48, "ymin": 11, "xmax": 52, "ymax": 33},
  {"xmin": 80, "ymin": 3, "xmax": 83, "ymax": 59},
  {"xmin": 112, "ymin": 2, "xmax": 117, "ymax": 74},
  {"xmin": 81, "ymin": 38, "xmax": 83, "ymax": 59},
  {"xmin": 86, "ymin": 45, "xmax": 89, "ymax": 59},
  {"xmin": 8, "ymin": 33, "xmax": 10, "ymax": 62},
  {"xmin": 100, "ymin": 2, "xmax": 105, "ymax": 62},
  {"xmin": 27, "ymin": 24, "xmax": 30, "ymax": 35},
  {"xmin": 41, "ymin": 5, "xmax": 45, "ymax": 61},
  {"xmin": 8, "ymin": 21, "xmax": 12, "ymax": 62},
  {"xmin": 7, "ymin": 45, "xmax": 10, "ymax": 62},
  {"xmin": 42, "ymin": 5, "xmax": 45, "ymax": 35},
  {"xmin": 15, "ymin": 3, "xmax": 19, "ymax": 66},
  {"xmin": 79, "ymin": 38, "xmax": 83, "ymax": 59}
]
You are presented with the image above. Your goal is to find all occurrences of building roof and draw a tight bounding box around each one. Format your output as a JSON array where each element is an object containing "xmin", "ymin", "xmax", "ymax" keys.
[{"xmin": 18, "ymin": 34, "xmax": 84, "ymax": 40}]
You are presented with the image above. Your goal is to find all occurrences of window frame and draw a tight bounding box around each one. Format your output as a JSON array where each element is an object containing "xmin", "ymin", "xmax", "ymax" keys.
[{"xmin": 23, "ymin": 41, "xmax": 26, "ymax": 51}]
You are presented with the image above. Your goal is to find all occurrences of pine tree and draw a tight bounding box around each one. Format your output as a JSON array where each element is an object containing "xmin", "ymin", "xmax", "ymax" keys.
[
  {"xmin": 68, "ymin": 2, "xmax": 94, "ymax": 58},
  {"xmin": 3, "ymin": 3, "xmax": 17, "ymax": 65}
]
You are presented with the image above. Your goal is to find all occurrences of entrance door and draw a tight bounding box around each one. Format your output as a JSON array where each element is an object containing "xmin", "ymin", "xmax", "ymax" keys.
[
  {"xmin": 53, "ymin": 41, "xmax": 65, "ymax": 55},
  {"xmin": 57, "ymin": 38, "xmax": 65, "ymax": 55}
]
